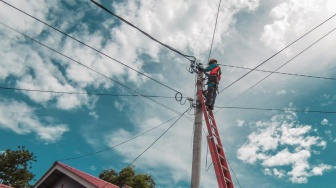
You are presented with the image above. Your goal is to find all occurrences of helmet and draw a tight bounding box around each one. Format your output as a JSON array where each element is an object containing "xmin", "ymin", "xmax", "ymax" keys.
[{"xmin": 208, "ymin": 58, "xmax": 217, "ymax": 65}]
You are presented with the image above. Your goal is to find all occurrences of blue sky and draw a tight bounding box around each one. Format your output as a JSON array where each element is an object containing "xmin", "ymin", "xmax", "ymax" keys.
[{"xmin": 1, "ymin": 0, "xmax": 336, "ymax": 187}]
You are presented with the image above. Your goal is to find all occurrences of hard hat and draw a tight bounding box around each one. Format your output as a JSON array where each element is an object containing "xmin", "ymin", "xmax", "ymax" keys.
[{"xmin": 208, "ymin": 58, "xmax": 217, "ymax": 64}]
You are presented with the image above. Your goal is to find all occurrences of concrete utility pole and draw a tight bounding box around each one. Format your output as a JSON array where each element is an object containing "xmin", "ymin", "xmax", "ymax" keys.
[{"xmin": 191, "ymin": 65, "xmax": 204, "ymax": 188}]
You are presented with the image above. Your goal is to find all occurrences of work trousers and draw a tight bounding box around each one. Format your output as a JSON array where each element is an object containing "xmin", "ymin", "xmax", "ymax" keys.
[{"xmin": 206, "ymin": 85, "xmax": 217, "ymax": 108}]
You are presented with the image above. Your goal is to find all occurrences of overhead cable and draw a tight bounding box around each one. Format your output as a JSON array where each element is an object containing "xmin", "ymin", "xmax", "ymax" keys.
[
  {"xmin": 207, "ymin": 0, "xmax": 222, "ymax": 60},
  {"xmin": 0, "ymin": 86, "xmax": 186, "ymax": 99},
  {"xmin": 0, "ymin": 21, "xmax": 193, "ymax": 121},
  {"xmin": 90, "ymin": 0, "xmax": 196, "ymax": 62},
  {"xmin": 59, "ymin": 114, "xmax": 181, "ymax": 161},
  {"xmin": 226, "ymin": 157, "xmax": 242, "ymax": 188},
  {"xmin": 216, "ymin": 106, "xmax": 336, "ymax": 114},
  {"xmin": 0, "ymin": 0, "xmax": 182, "ymax": 97},
  {"xmin": 219, "ymin": 13, "xmax": 336, "ymax": 93},
  {"xmin": 205, "ymin": 157, "xmax": 242, "ymax": 188},
  {"xmin": 127, "ymin": 107, "xmax": 191, "ymax": 166},
  {"xmin": 223, "ymin": 26, "xmax": 336, "ymax": 106},
  {"xmin": 219, "ymin": 64, "xmax": 336, "ymax": 81}
]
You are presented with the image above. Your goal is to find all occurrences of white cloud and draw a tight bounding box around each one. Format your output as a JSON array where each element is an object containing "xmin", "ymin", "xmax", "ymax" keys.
[
  {"xmin": 0, "ymin": 0, "xmax": 52, "ymax": 37},
  {"xmin": 260, "ymin": 0, "xmax": 335, "ymax": 53},
  {"xmin": 273, "ymin": 168, "xmax": 286, "ymax": 178},
  {"xmin": 13, "ymin": 51, "xmax": 96, "ymax": 110},
  {"xmin": 0, "ymin": 100, "xmax": 68, "ymax": 143},
  {"xmin": 277, "ymin": 90, "xmax": 286, "ymax": 95},
  {"xmin": 110, "ymin": 0, "xmax": 260, "ymax": 62},
  {"xmin": 103, "ymin": 117, "xmax": 196, "ymax": 184},
  {"xmin": 236, "ymin": 119, "xmax": 245, "ymax": 127},
  {"xmin": 320, "ymin": 118, "xmax": 329, "ymax": 125},
  {"xmin": 89, "ymin": 111, "xmax": 99, "ymax": 119},
  {"xmin": 264, "ymin": 168, "xmax": 286, "ymax": 179},
  {"xmin": 260, "ymin": 2, "xmax": 290, "ymax": 50},
  {"xmin": 237, "ymin": 108, "xmax": 333, "ymax": 183},
  {"xmin": 0, "ymin": 0, "xmax": 99, "ymax": 111},
  {"xmin": 90, "ymin": 165, "xmax": 97, "ymax": 171},
  {"xmin": 114, "ymin": 100, "xmax": 124, "ymax": 111},
  {"xmin": 318, "ymin": 94, "xmax": 336, "ymax": 106},
  {"xmin": 326, "ymin": 0, "xmax": 336, "ymax": 13},
  {"xmin": 311, "ymin": 164, "xmax": 333, "ymax": 176}
]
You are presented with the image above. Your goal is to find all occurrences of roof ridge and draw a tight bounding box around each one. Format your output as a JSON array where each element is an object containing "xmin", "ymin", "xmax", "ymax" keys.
[
  {"xmin": 55, "ymin": 161, "xmax": 118, "ymax": 188},
  {"xmin": 0, "ymin": 184, "xmax": 14, "ymax": 188}
]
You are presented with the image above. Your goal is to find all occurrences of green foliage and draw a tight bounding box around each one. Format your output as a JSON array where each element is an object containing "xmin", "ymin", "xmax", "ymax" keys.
[
  {"xmin": 99, "ymin": 169, "xmax": 118, "ymax": 183},
  {"xmin": 99, "ymin": 166, "xmax": 155, "ymax": 188},
  {"xmin": 0, "ymin": 146, "xmax": 37, "ymax": 187}
]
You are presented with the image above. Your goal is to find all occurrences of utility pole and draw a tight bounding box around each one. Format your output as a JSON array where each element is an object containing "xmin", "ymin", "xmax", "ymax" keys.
[{"xmin": 191, "ymin": 64, "xmax": 204, "ymax": 188}]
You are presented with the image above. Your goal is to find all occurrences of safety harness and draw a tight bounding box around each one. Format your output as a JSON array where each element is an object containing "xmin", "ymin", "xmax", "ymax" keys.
[{"xmin": 207, "ymin": 65, "xmax": 221, "ymax": 86}]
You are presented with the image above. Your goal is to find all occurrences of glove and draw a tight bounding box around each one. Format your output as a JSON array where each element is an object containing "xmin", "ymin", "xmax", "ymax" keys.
[{"xmin": 198, "ymin": 67, "xmax": 204, "ymax": 71}]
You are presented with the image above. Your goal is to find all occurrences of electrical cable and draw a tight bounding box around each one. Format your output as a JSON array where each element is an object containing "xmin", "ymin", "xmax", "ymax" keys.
[
  {"xmin": 207, "ymin": 0, "xmax": 222, "ymax": 60},
  {"xmin": 218, "ymin": 13, "xmax": 336, "ymax": 94},
  {"xmin": 219, "ymin": 64, "xmax": 336, "ymax": 81},
  {"xmin": 59, "ymin": 114, "xmax": 181, "ymax": 161},
  {"xmin": 0, "ymin": 0, "xmax": 183, "ymax": 99},
  {"xmin": 90, "ymin": 0, "xmax": 196, "ymax": 63},
  {"xmin": 204, "ymin": 151, "xmax": 242, "ymax": 188},
  {"xmin": 221, "ymin": 26, "xmax": 336, "ymax": 107},
  {"xmin": 127, "ymin": 107, "xmax": 191, "ymax": 166},
  {"xmin": 0, "ymin": 21, "xmax": 194, "ymax": 121},
  {"xmin": 0, "ymin": 86, "xmax": 186, "ymax": 99},
  {"xmin": 226, "ymin": 157, "xmax": 242, "ymax": 188},
  {"xmin": 216, "ymin": 106, "xmax": 336, "ymax": 114}
]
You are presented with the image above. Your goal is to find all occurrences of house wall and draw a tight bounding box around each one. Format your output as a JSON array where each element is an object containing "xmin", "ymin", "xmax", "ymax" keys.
[{"xmin": 50, "ymin": 176, "xmax": 86, "ymax": 188}]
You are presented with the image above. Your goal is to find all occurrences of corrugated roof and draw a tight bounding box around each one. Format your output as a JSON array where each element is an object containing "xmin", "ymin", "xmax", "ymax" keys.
[
  {"xmin": 56, "ymin": 161, "xmax": 119, "ymax": 188},
  {"xmin": 0, "ymin": 184, "xmax": 13, "ymax": 188}
]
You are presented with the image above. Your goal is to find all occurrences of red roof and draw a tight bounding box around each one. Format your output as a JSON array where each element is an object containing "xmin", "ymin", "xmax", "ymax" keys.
[
  {"xmin": 56, "ymin": 161, "xmax": 119, "ymax": 188},
  {"xmin": 0, "ymin": 184, "xmax": 13, "ymax": 188}
]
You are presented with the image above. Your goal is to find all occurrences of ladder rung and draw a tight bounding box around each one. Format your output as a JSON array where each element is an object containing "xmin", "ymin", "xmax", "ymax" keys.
[
  {"xmin": 208, "ymin": 115, "xmax": 215, "ymax": 121},
  {"xmin": 211, "ymin": 124, "xmax": 217, "ymax": 129},
  {"xmin": 224, "ymin": 177, "xmax": 231, "ymax": 183},
  {"xmin": 213, "ymin": 133, "xmax": 220, "ymax": 140},
  {"xmin": 218, "ymin": 153, "xmax": 225, "ymax": 160},
  {"xmin": 221, "ymin": 164, "xmax": 228, "ymax": 171},
  {"xmin": 216, "ymin": 144, "xmax": 222, "ymax": 150}
]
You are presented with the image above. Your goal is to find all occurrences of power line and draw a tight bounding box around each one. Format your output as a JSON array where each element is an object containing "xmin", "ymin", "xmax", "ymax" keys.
[
  {"xmin": 205, "ymin": 157, "xmax": 242, "ymax": 188},
  {"xmin": 216, "ymin": 106, "xmax": 336, "ymax": 114},
  {"xmin": 219, "ymin": 64, "xmax": 336, "ymax": 81},
  {"xmin": 0, "ymin": 0, "xmax": 182, "ymax": 96},
  {"xmin": 0, "ymin": 21, "xmax": 193, "ymax": 121},
  {"xmin": 127, "ymin": 107, "xmax": 191, "ymax": 166},
  {"xmin": 223, "ymin": 26, "xmax": 336, "ymax": 106},
  {"xmin": 90, "ymin": 0, "xmax": 196, "ymax": 63},
  {"xmin": 207, "ymin": 0, "xmax": 222, "ymax": 60},
  {"xmin": 226, "ymin": 157, "xmax": 242, "ymax": 188},
  {"xmin": 0, "ymin": 86, "xmax": 186, "ymax": 99},
  {"xmin": 59, "ymin": 114, "xmax": 181, "ymax": 161},
  {"xmin": 218, "ymin": 13, "xmax": 336, "ymax": 94}
]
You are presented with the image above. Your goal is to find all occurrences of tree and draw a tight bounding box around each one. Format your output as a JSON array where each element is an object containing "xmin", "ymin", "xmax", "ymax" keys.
[
  {"xmin": 0, "ymin": 146, "xmax": 37, "ymax": 187},
  {"xmin": 99, "ymin": 166, "xmax": 155, "ymax": 188}
]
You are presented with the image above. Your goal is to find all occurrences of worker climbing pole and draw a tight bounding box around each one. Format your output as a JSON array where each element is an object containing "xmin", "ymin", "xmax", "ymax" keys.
[
  {"xmin": 190, "ymin": 59, "xmax": 234, "ymax": 188},
  {"xmin": 198, "ymin": 58, "xmax": 222, "ymax": 111}
]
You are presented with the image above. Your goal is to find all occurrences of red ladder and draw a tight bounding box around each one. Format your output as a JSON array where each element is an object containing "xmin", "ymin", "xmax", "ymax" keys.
[{"xmin": 197, "ymin": 90, "xmax": 234, "ymax": 188}]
